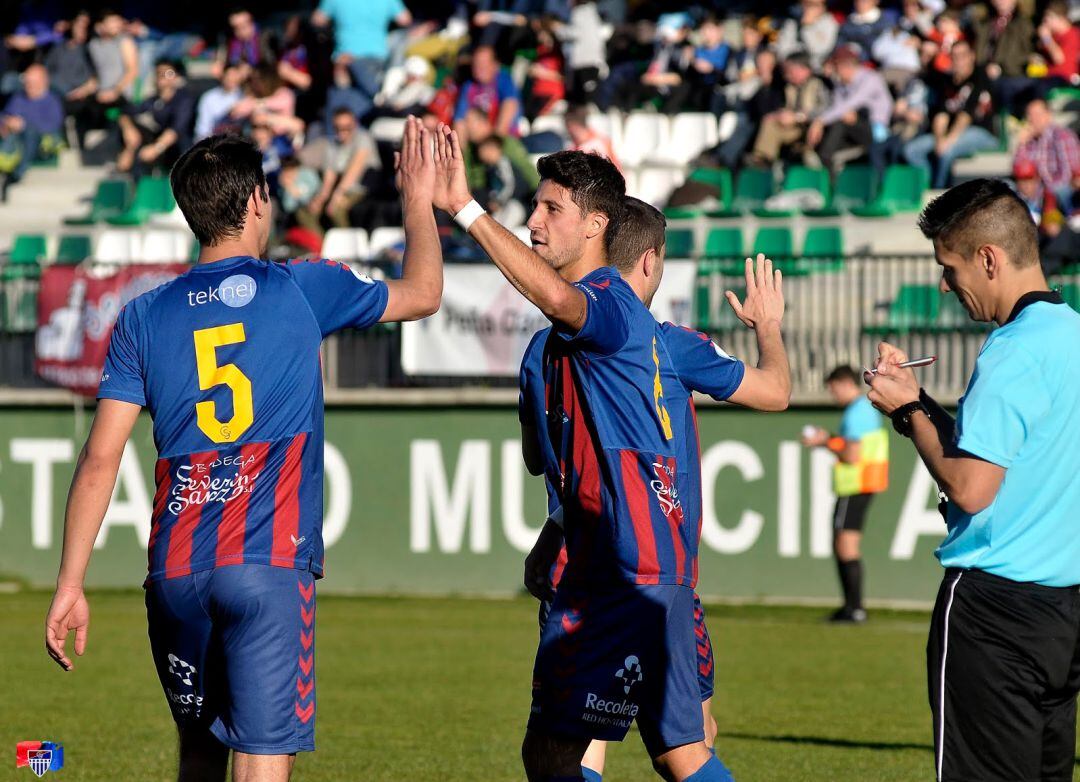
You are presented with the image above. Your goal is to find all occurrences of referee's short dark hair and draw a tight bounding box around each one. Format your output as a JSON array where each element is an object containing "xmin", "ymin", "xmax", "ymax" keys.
[
  {"xmin": 918, "ymin": 178, "xmax": 1040, "ymax": 267},
  {"xmin": 826, "ymin": 365, "xmax": 860, "ymax": 385},
  {"xmin": 170, "ymin": 134, "xmax": 268, "ymax": 247},
  {"xmin": 608, "ymin": 196, "xmax": 666, "ymax": 272}
]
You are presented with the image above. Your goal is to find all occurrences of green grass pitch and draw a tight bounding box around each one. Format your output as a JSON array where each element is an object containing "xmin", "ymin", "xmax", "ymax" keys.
[{"xmin": 0, "ymin": 591, "xmax": 1037, "ymax": 781}]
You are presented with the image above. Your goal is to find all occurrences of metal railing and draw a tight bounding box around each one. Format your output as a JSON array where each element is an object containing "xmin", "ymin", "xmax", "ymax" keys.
[{"xmin": 2, "ymin": 256, "xmax": 1068, "ymax": 403}]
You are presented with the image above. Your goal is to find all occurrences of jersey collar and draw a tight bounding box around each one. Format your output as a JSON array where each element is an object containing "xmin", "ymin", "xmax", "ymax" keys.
[{"xmin": 1005, "ymin": 290, "xmax": 1064, "ymax": 325}]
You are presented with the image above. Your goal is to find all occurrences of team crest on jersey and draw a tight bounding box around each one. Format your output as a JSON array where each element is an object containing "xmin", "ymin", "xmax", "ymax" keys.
[
  {"xmin": 650, "ymin": 461, "xmax": 683, "ymax": 523},
  {"xmin": 168, "ymin": 653, "xmax": 197, "ymax": 686}
]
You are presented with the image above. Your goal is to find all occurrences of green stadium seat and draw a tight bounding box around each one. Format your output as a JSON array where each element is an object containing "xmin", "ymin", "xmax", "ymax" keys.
[
  {"xmin": 666, "ymin": 169, "xmax": 734, "ymax": 219},
  {"xmin": 665, "ymin": 229, "xmax": 694, "ymax": 258},
  {"xmin": 799, "ymin": 226, "xmax": 845, "ymax": 273},
  {"xmin": 752, "ymin": 226, "xmax": 793, "ymax": 258},
  {"xmin": 694, "ymin": 258, "xmax": 744, "ymax": 331},
  {"xmin": 8, "ymin": 234, "xmax": 47, "ymax": 265},
  {"xmin": 663, "ymin": 205, "xmax": 701, "ymax": 219},
  {"xmin": 55, "ymin": 235, "xmax": 92, "ymax": 265},
  {"xmin": 64, "ymin": 179, "xmax": 131, "ymax": 225},
  {"xmin": 850, "ymin": 165, "xmax": 927, "ymax": 217},
  {"xmin": 754, "ymin": 166, "xmax": 831, "ymax": 217},
  {"xmin": 702, "ymin": 227, "xmax": 743, "ymax": 259},
  {"xmin": 805, "ymin": 166, "xmax": 877, "ymax": 217},
  {"xmin": 707, "ymin": 168, "xmax": 772, "ymax": 217},
  {"xmin": 864, "ymin": 284, "xmax": 939, "ymax": 335},
  {"xmin": 106, "ymin": 176, "xmax": 176, "ymax": 226}
]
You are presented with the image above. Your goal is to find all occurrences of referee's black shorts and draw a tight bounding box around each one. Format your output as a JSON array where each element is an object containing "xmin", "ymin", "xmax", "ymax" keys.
[
  {"xmin": 832, "ymin": 492, "xmax": 874, "ymax": 532},
  {"xmin": 928, "ymin": 568, "xmax": 1080, "ymax": 782}
]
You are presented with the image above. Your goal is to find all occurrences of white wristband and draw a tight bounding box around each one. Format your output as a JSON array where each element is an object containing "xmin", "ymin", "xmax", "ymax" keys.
[
  {"xmin": 453, "ymin": 199, "xmax": 486, "ymax": 232},
  {"xmin": 546, "ymin": 506, "xmax": 564, "ymax": 530}
]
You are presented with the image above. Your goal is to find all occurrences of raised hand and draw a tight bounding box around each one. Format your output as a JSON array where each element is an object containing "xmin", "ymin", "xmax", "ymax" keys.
[
  {"xmin": 45, "ymin": 585, "xmax": 89, "ymax": 671},
  {"xmin": 725, "ymin": 253, "xmax": 785, "ymax": 330},
  {"xmin": 432, "ymin": 123, "xmax": 474, "ymax": 215},
  {"xmin": 394, "ymin": 115, "xmax": 435, "ymax": 205}
]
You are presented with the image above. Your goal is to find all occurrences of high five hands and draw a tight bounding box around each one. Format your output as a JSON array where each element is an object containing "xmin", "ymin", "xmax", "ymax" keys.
[{"xmin": 394, "ymin": 115, "xmax": 436, "ymax": 205}]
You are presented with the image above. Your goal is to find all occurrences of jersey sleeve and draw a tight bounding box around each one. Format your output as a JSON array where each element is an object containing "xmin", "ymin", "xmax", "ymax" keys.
[
  {"xmin": 955, "ymin": 337, "xmax": 1051, "ymax": 468},
  {"xmin": 287, "ymin": 259, "xmax": 389, "ymax": 336},
  {"xmin": 97, "ymin": 304, "xmax": 146, "ymax": 406},
  {"xmin": 518, "ymin": 331, "xmax": 545, "ymax": 424},
  {"xmin": 661, "ymin": 323, "xmax": 745, "ymax": 400},
  {"xmin": 554, "ymin": 280, "xmax": 630, "ymax": 356}
]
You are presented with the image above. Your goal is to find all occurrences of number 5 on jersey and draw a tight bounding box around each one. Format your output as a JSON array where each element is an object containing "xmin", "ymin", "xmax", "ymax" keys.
[{"xmin": 194, "ymin": 324, "xmax": 253, "ymax": 443}]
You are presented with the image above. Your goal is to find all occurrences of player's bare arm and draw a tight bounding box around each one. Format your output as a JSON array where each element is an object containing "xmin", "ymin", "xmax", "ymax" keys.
[
  {"xmin": 867, "ymin": 342, "xmax": 1004, "ymax": 514},
  {"xmin": 430, "ymin": 124, "xmax": 589, "ymax": 331},
  {"xmin": 380, "ymin": 116, "xmax": 443, "ymax": 323},
  {"xmin": 45, "ymin": 399, "xmax": 141, "ymax": 671},
  {"xmin": 725, "ymin": 254, "xmax": 791, "ymax": 412}
]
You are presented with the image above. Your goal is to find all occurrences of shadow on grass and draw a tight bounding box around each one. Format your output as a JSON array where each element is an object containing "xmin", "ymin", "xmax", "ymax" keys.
[
  {"xmin": 720, "ymin": 731, "xmax": 1080, "ymax": 766},
  {"xmin": 717, "ymin": 730, "xmax": 932, "ymax": 753}
]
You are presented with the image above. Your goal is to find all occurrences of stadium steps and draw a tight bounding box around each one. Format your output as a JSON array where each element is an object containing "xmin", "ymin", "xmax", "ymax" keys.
[{"xmin": 0, "ymin": 150, "xmax": 112, "ymax": 248}]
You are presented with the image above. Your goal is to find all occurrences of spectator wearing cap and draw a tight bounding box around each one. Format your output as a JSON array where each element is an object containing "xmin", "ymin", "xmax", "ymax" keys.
[
  {"xmin": 1012, "ymin": 158, "xmax": 1061, "ymax": 236},
  {"xmin": 837, "ymin": 0, "xmax": 898, "ymax": 56},
  {"xmin": 453, "ymin": 46, "xmax": 523, "ymax": 138},
  {"xmin": 381, "ymin": 56, "xmax": 437, "ymax": 117},
  {"xmin": 807, "ymin": 44, "xmax": 893, "ymax": 171},
  {"xmin": 0, "ymin": 65, "xmax": 64, "ymax": 199},
  {"xmin": 1013, "ymin": 98, "xmax": 1080, "ymax": 216},
  {"xmin": 904, "ymin": 39, "xmax": 998, "ymax": 189},
  {"xmin": 776, "ymin": 0, "xmax": 839, "ymax": 71},
  {"xmin": 749, "ymin": 51, "xmax": 830, "ymax": 166},
  {"xmin": 116, "ymin": 59, "xmax": 195, "ymax": 177}
]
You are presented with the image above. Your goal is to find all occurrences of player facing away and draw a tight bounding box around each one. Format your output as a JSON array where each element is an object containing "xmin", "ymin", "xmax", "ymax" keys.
[
  {"xmin": 521, "ymin": 198, "xmax": 791, "ymax": 781},
  {"xmin": 428, "ymin": 125, "xmax": 734, "ymax": 782},
  {"xmin": 43, "ymin": 118, "xmax": 443, "ymax": 782}
]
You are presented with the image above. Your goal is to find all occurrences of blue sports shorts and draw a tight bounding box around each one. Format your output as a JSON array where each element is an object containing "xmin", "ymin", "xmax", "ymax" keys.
[
  {"xmin": 529, "ymin": 584, "xmax": 704, "ymax": 755},
  {"xmin": 145, "ymin": 564, "xmax": 316, "ymax": 754}
]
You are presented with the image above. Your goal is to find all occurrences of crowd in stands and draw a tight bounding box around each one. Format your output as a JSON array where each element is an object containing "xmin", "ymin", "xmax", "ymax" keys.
[{"xmin": 3, "ymin": 0, "xmax": 1080, "ymax": 259}]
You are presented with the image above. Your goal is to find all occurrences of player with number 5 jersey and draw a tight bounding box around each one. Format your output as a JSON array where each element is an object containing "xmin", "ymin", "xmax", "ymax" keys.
[{"xmin": 44, "ymin": 118, "xmax": 443, "ymax": 782}]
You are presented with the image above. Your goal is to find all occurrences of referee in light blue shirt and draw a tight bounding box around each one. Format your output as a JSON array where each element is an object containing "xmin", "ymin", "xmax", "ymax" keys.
[{"xmin": 866, "ymin": 178, "xmax": 1080, "ymax": 782}]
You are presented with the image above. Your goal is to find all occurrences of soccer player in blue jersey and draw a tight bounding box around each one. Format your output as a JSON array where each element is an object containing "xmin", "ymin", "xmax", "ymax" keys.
[
  {"xmin": 44, "ymin": 117, "xmax": 443, "ymax": 782},
  {"xmin": 522, "ymin": 197, "xmax": 791, "ymax": 781},
  {"xmin": 430, "ymin": 124, "xmax": 776, "ymax": 781}
]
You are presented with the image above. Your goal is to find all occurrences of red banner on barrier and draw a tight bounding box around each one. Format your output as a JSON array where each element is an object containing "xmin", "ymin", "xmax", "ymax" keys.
[{"xmin": 35, "ymin": 264, "xmax": 188, "ymax": 397}]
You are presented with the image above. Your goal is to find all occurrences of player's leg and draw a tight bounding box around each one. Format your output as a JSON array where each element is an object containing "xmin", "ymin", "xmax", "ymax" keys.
[
  {"xmin": 177, "ymin": 725, "xmax": 228, "ymax": 782},
  {"xmin": 831, "ymin": 494, "xmax": 871, "ymax": 623},
  {"xmin": 231, "ymin": 752, "xmax": 296, "ymax": 782},
  {"xmin": 580, "ymin": 740, "xmax": 606, "ymax": 781},
  {"xmin": 146, "ymin": 571, "xmax": 228, "ymax": 782},
  {"xmin": 522, "ymin": 729, "xmax": 593, "ymax": 781},
  {"xmin": 206, "ymin": 565, "xmax": 317, "ymax": 780},
  {"xmin": 637, "ymin": 588, "xmax": 734, "ymax": 782},
  {"xmin": 692, "ymin": 596, "xmax": 717, "ymax": 751},
  {"xmin": 526, "ymin": 588, "xmax": 642, "ymax": 781}
]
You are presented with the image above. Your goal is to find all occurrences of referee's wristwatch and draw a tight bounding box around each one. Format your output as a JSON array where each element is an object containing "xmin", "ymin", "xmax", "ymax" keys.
[{"xmin": 890, "ymin": 396, "xmax": 930, "ymax": 438}]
